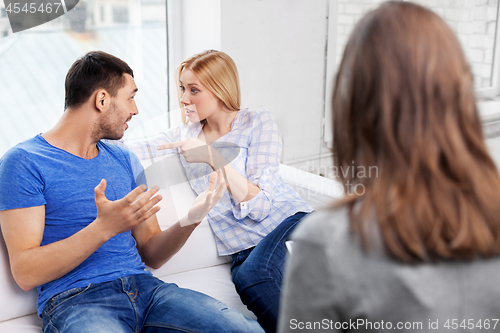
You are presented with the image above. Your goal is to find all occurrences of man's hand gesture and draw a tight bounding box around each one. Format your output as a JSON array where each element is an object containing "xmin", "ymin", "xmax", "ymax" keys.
[{"xmin": 94, "ymin": 179, "xmax": 162, "ymax": 238}]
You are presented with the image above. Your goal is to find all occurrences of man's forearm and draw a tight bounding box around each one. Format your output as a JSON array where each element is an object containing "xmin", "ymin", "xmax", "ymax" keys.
[{"xmin": 138, "ymin": 217, "xmax": 198, "ymax": 270}]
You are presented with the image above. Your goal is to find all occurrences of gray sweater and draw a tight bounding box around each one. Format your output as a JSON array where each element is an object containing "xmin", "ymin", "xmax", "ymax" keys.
[{"xmin": 278, "ymin": 208, "xmax": 500, "ymax": 332}]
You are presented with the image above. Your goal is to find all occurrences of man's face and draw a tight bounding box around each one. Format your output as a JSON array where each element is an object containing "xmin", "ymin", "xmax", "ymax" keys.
[{"xmin": 99, "ymin": 74, "xmax": 138, "ymax": 140}]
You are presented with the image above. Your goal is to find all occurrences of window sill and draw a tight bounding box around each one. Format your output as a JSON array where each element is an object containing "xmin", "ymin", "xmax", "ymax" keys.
[{"xmin": 479, "ymin": 100, "xmax": 500, "ymax": 138}]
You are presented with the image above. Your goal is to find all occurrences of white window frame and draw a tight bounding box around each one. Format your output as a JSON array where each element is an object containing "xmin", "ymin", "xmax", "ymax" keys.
[{"xmin": 476, "ymin": 1, "xmax": 500, "ymax": 101}]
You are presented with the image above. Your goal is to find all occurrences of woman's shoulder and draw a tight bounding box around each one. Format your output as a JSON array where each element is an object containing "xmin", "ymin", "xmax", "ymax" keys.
[
  {"xmin": 238, "ymin": 107, "xmax": 275, "ymax": 124},
  {"xmin": 292, "ymin": 207, "xmax": 351, "ymax": 245}
]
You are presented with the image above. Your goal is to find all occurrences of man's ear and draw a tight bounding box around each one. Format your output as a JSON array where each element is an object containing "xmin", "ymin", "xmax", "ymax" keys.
[{"xmin": 94, "ymin": 89, "xmax": 110, "ymax": 113}]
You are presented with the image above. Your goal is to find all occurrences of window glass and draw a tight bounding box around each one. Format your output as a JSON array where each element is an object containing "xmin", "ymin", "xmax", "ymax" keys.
[{"xmin": 0, "ymin": 0, "xmax": 167, "ymax": 156}]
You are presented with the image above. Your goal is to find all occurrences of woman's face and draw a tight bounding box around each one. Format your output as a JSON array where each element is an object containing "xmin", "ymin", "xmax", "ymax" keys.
[{"xmin": 179, "ymin": 68, "xmax": 221, "ymax": 123}]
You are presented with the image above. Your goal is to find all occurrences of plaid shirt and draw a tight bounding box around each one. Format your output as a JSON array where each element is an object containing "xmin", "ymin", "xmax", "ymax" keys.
[{"xmin": 118, "ymin": 108, "xmax": 313, "ymax": 255}]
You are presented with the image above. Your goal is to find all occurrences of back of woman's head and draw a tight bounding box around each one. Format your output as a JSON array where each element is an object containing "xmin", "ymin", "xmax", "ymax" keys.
[
  {"xmin": 177, "ymin": 50, "xmax": 240, "ymax": 123},
  {"xmin": 332, "ymin": 1, "xmax": 500, "ymax": 262}
]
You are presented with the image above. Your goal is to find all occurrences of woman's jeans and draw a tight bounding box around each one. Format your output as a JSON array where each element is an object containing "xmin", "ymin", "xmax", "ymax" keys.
[
  {"xmin": 231, "ymin": 211, "xmax": 310, "ymax": 333},
  {"xmin": 42, "ymin": 274, "xmax": 263, "ymax": 333}
]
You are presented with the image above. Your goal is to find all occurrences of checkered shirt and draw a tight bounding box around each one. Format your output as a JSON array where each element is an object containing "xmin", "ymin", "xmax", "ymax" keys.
[{"xmin": 117, "ymin": 108, "xmax": 313, "ymax": 255}]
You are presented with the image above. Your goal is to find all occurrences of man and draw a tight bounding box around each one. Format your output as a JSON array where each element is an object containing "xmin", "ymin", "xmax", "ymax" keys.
[{"xmin": 0, "ymin": 51, "xmax": 263, "ymax": 333}]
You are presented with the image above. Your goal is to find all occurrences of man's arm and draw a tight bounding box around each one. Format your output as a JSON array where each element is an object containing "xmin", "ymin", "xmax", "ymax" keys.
[
  {"xmin": 132, "ymin": 170, "xmax": 226, "ymax": 269},
  {"xmin": 0, "ymin": 180, "xmax": 161, "ymax": 291}
]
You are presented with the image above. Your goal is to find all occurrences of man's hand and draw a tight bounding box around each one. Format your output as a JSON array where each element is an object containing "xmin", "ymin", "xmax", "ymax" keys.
[
  {"xmin": 130, "ymin": 170, "xmax": 227, "ymax": 268},
  {"xmin": 183, "ymin": 170, "xmax": 227, "ymax": 226},
  {"xmin": 94, "ymin": 179, "xmax": 162, "ymax": 238}
]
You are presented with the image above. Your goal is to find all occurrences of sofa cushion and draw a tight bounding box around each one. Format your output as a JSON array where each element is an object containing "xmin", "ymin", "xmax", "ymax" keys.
[
  {"xmin": 278, "ymin": 163, "xmax": 343, "ymax": 209},
  {"xmin": 0, "ymin": 313, "xmax": 41, "ymax": 333},
  {"xmin": 147, "ymin": 219, "xmax": 231, "ymax": 277},
  {"xmin": 0, "ymin": 264, "xmax": 255, "ymax": 333}
]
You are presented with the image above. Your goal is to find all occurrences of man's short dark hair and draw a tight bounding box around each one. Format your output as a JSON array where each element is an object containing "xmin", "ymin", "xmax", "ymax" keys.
[{"xmin": 64, "ymin": 51, "xmax": 134, "ymax": 109}]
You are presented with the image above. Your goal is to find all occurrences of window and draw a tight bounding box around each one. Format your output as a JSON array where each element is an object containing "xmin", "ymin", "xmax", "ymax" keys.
[
  {"xmin": 334, "ymin": 0, "xmax": 499, "ymax": 92},
  {"xmin": 113, "ymin": 7, "xmax": 129, "ymax": 24},
  {"xmin": 324, "ymin": 0, "xmax": 500, "ymax": 146},
  {"xmin": 410, "ymin": 0, "xmax": 500, "ymax": 98},
  {"xmin": 0, "ymin": 3, "xmax": 10, "ymax": 37},
  {"xmin": 0, "ymin": 0, "xmax": 167, "ymax": 156}
]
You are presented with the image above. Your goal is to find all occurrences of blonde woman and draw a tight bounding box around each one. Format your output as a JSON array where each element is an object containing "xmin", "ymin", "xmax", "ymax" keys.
[
  {"xmin": 279, "ymin": 2, "xmax": 500, "ymax": 332},
  {"xmin": 119, "ymin": 50, "xmax": 313, "ymax": 333}
]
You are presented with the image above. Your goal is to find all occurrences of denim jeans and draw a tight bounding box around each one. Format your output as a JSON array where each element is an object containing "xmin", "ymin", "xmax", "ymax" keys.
[
  {"xmin": 231, "ymin": 212, "xmax": 310, "ymax": 333},
  {"xmin": 42, "ymin": 274, "xmax": 264, "ymax": 333}
]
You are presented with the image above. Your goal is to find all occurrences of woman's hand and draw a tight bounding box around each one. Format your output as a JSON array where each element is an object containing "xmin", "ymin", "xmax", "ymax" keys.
[
  {"xmin": 183, "ymin": 169, "xmax": 227, "ymax": 226},
  {"xmin": 158, "ymin": 139, "xmax": 259, "ymax": 205},
  {"xmin": 158, "ymin": 138, "xmax": 213, "ymax": 166}
]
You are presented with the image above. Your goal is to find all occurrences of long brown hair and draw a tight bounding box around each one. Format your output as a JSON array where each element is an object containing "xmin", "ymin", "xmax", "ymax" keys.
[{"xmin": 332, "ymin": 1, "xmax": 500, "ymax": 262}]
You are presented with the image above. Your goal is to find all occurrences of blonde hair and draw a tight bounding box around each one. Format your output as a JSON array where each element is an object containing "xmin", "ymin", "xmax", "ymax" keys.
[
  {"xmin": 332, "ymin": 1, "xmax": 500, "ymax": 262},
  {"xmin": 176, "ymin": 50, "xmax": 241, "ymax": 123}
]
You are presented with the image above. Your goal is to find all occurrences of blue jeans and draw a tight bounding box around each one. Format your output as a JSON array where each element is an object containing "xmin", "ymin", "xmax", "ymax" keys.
[
  {"xmin": 42, "ymin": 274, "xmax": 264, "ymax": 333},
  {"xmin": 231, "ymin": 212, "xmax": 310, "ymax": 333}
]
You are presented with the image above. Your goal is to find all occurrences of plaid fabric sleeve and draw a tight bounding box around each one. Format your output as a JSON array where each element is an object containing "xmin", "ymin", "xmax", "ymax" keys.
[
  {"xmin": 114, "ymin": 127, "xmax": 181, "ymax": 161},
  {"xmin": 231, "ymin": 109, "xmax": 282, "ymax": 221}
]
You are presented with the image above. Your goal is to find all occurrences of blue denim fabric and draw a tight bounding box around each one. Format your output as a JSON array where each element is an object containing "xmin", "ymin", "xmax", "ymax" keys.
[
  {"xmin": 41, "ymin": 274, "xmax": 264, "ymax": 333},
  {"xmin": 231, "ymin": 212, "xmax": 310, "ymax": 333}
]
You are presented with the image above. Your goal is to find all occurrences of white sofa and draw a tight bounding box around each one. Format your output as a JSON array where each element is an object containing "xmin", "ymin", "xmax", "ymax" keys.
[{"xmin": 0, "ymin": 156, "xmax": 341, "ymax": 332}]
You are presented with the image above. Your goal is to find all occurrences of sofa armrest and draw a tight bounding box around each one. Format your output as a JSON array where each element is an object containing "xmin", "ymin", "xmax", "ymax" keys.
[
  {"xmin": 0, "ymin": 230, "xmax": 38, "ymax": 322},
  {"xmin": 279, "ymin": 164, "xmax": 343, "ymax": 210}
]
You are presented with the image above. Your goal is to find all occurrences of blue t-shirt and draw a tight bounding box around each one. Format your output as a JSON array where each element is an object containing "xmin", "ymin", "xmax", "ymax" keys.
[{"xmin": 0, "ymin": 134, "xmax": 151, "ymax": 316}]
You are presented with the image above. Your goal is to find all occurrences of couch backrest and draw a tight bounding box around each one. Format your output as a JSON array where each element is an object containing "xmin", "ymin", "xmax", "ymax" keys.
[
  {"xmin": 278, "ymin": 163, "xmax": 343, "ymax": 208},
  {"xmin": 142, "ymin": 154, "xmax": 231, "ymax": 279}
]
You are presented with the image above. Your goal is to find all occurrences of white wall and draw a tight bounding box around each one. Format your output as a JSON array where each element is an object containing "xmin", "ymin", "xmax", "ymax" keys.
[
  {"xmin": 220, "ymin": 0, "xmax": 332, "ymax": 168},
  {"xmin": 167, "ymin": 0, "xmax": 221, "ymax": 125}
]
